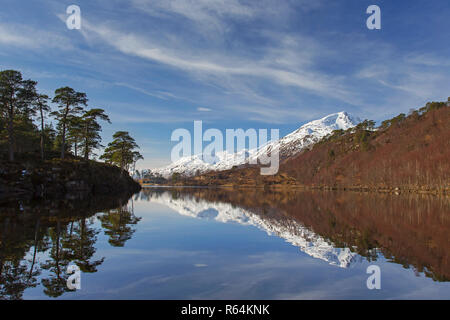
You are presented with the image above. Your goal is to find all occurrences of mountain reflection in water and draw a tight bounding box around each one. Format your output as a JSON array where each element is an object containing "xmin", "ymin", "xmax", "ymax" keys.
[
  {"xmin": 0, "ymin": 188, "xmax": 449, "ymax": 299},
  {"xmin": 141, "ymin": 188, "xmax": 449, "ymax": 281},
  {"xmin": 144, "ymin": 190, "xmax": 358, "ymax": 268}
]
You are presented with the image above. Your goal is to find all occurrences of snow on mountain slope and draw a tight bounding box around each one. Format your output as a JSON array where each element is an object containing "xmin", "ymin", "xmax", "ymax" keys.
[
  {"xmin": 144, "ymin": 192, "xmax": 359, "ymax": 268},
  {"xmin": 153, "ymin": 111, "xmax": 360, "ymax": 178},
  {"xmin": 250, "ymin": 111, "xmax": 360, "ymax": 162}
]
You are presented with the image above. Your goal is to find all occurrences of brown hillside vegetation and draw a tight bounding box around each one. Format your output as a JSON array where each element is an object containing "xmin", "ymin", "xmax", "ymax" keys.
[{"xmin": 282, "ymin": 101, "xmax": 450, "ymax": 192}]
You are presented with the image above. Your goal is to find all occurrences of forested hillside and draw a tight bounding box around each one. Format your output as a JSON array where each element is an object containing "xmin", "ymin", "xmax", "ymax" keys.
[{"xmin": 282, "ymin": 100, "xmax": 450, "ymax": 192}]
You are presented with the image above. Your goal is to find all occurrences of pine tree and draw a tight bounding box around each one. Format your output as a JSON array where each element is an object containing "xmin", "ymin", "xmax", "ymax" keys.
[
  {"xmin": 80, "ymin": 109, "xmax": 110, "ymax": 160},
  {"xmin": 51, "ymin": 87, "xmax": 87, "ymax": 159},
  {"xmin": 66, "ymin": 115, "xmax": 84, "ymax": 157},
  {"xmin": 32, "ymin": 94, "xmax": 51, "ymax": 160},
  {"xmin": 100, "ymin": 131, "xmax": 143, "ymax": 174},
  {"xmin": 0, "ymin": 70, "xmax": 37, "ymax": 161}
]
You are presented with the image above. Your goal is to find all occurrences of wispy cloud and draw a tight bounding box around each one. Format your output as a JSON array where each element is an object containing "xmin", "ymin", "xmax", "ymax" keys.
[
  {"xmin": 114, "ymin": 82, "xmax": 186, "ymax": 101},
  {"xmin": 132, "ymin": 0, "xmax": 254, "ymax": 30},
  {"xmin": 80, "ymin": 20, "xmax": 354, "ymax": 105},
  {"xmin": 129, "ymin": 0, "xmax": 319, "ymax": 37},
  {"xmin": 197, "ymin": 107, "xmax": 212, "ymax": 112},
  {"xmin": 405, "ymin": 53, "xmax": 450, "ymax": 67},
  {"xmin": 0, "ymin": 22, "xmax": 72, "ymax": 50}
]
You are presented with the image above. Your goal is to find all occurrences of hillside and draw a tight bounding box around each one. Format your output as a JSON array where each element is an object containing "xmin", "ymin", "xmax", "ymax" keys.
[{"xmin": 177, "ymin": 100, "xmax": 450, "ymax": 193}]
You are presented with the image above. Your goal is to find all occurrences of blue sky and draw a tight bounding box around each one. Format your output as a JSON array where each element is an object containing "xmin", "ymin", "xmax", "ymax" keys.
[{"xmin": 1, "ymin": 0, "xmax": 449, "ymax": 168}]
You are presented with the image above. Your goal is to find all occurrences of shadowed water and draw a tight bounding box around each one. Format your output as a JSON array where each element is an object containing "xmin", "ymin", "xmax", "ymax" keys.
[{"xmin": 1, "ymin": 188, "xmax": 449, "ymax": 299}]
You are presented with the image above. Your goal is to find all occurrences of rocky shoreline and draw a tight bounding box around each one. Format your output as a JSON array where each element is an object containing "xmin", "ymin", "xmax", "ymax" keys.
[{"xmin": 0, "ymin": 159, "xmax": 141, "ymax": 201}]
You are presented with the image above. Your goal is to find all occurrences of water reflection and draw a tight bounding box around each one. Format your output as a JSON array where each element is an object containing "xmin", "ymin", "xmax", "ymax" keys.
[
  {"xmin": 143, "ymin": 189, "xmax": 359, "ymax": 268},
  {"xmin": 141, "ymin": 188, "xmax": 450, "ymax": 281},
  {"xmin": 0, "ymin": 188, "xmax": 449, "ymax": 299},
  {"xmin": 0, "ymin": 194, "xmax": 140, "ymax": 299}
]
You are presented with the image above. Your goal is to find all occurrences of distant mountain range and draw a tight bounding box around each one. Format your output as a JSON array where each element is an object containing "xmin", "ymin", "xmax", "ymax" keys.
[{"xmin": 150, "ymin": 111, "xmax": 361, "ymax": 178}]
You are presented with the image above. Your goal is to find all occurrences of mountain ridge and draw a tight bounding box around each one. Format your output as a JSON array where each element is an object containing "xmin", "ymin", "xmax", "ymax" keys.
[{"xmin": 150, "ymin": 111, "xmax": 361, "ymax": 178}]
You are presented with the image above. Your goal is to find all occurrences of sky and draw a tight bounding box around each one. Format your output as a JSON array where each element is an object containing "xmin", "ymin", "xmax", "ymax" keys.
[{"xmin": 1, "ymin": 0, "xmax": 449, "ymax": 169}]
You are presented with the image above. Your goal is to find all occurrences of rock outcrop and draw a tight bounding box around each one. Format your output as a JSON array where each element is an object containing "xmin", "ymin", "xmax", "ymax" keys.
[{"xmin": 0, "ymin": 159, "xmax": 141, "ymax": 201}]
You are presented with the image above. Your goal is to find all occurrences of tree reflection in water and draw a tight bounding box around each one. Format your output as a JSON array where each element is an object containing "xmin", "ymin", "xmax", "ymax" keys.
[
  {"xmin": 98, "ymin": 197, "xmax": 141, "ymax": 247},
  {"xmin": 0, "ymin": 193, "xmax": 140, "ymax": 299}
]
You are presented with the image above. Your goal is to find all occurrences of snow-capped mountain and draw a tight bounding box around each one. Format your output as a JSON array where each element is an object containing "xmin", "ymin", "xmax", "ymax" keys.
[
  {"xmin": 153, "ymin": 111, "xmax": 360, "ymax": 178},
  {"xmin": 144, "ymin": 191, "xmax": 359, "ymax": 268}
]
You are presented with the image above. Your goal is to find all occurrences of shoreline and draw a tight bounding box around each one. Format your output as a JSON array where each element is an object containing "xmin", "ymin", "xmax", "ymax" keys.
[{"xmin": 144, "ymin": 183, "xmax": 450, "ymax": 196}]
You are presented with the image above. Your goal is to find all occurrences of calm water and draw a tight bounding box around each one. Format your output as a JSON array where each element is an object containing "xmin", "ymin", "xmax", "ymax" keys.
[{"xmin": 1, "ymin": 188, "xmax": 449, "ymax": 299}]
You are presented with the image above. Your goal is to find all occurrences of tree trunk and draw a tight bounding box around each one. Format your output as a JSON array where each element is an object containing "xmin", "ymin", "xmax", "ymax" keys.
[
  {"xmin": 84, "ymin": 144, "xmax": 89, "ymax": 160},
  {"xmin": 28, "ymin": 218, "xmax": 40, "ymax": 280},
  {"xmin": 7, "ymin": 104, "xmax": 14, "ymax": 162},
  {"xmin": 84, "ymin": 122, "xmax": 89, "ymax": 160},
  {"xmin": 61, "ymin": 122, "xmax": 66, "ymax": 159},
  {"xmin": 61, "ymin": 105, "xmax": 69, "ymax": 159},
  {"xmin": 55, "ymin": 220, "xmax": 61, "ymax": 279},
  {"xmin": 40, "ymin": 106, "xmax": 45, "ymax": 160},
  {"xmin": 84, "ymin": 140, "xmax": 89, "ymax": 160},
  {"xmin": 120, "ymin": 146, "xmax": 125, "ymax": 176}
]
